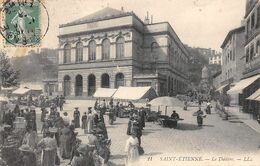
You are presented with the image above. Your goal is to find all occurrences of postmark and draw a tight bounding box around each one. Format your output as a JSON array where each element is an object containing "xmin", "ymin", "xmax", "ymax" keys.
[{"xmin": 0, "ymin": 0, "xmax": 49, "ymax": 47}]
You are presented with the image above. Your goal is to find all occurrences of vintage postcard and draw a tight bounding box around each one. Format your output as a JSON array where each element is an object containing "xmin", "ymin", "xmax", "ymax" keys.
[{"xmin": 0, "ymin": 0, "xmax": 260, "ymax": 166}]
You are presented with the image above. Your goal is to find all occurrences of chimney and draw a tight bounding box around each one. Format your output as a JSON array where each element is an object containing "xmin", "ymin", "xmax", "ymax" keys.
[
  {"xmin": 121, "ymin": 7, "xmax": 124, "ymax": 12},
  {"xmin": 151, "ymin": 15, "xmax": 153, "ymax": 24},
  {"xmin": 144, "ymin": 11, "xmax": 150, "ymax": 24}
]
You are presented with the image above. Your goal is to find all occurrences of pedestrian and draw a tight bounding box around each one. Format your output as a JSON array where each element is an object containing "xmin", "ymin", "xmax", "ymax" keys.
[
  {"xmin": 41, "ymin": 120, "xmax": 49, "ymax": 138},
  {"xmin": 196, "ymin": 108, "xmax": 204, "ymax": 127},
  {"xmin": 63, "ymin": 112, "xmax": 70, "ymax": 125},
  {"xmin": 86, "ymin": 108, "xmax": 94, "ymax": 134},
  {"xmin": 19, "ymin": 109, "xmax": 25, "ymax": 117},
  {"xmin": 94, "ymin": 99, "xmax": 99, "ymax": 110},
  {"xmin": 125, "ymin": 131, "xmax": 139, "ymax": 166},
  {"xmin": 81, "ymin": 112, "xmax": 87, "ymax": 130},
  {"xmin": 18, "ymin": 144, "xmax": 37, "ymax": 166},
  {"xmin": 138, "ymin": 108, "xmax": 146, "ymax": 129},
  {"xmin": 60, "ymin": 123, "xmax": 73, "ymax": 159},
  {"xmin": 131, "ymin": 120, "xmax": 142, "ymax": 146},
  {"xmin": 4, "ymin": 110, "xmax": 15, "ymax": 128},
  {"xmin": 68, "ymin": 138, "xmax": 82, "ymax": 165},
  {"xmin": 22, "ymin": 126, "xmax": 38, "ymax": 150},
  {"xmin": 13, "ymin": 104, "xmax": 20, "ymax": 116},
  {"xmin": 170, "ymin": 110, "xmax": 180, "ymax": 129},
  {"xmin": 59, "ymin": 95, "xmax": 64, "ymax": 111},
  {"xmin": 73, "ymin": 107, "xmax": 80, "ymax": 128},
  {"xmin": 41, "ymin": 107, "xmax": 48, "ymax": 122},
  {"xmin": 29, "ymin": 108, "xmax": 37, "ymax": 132},
  {"xmin": 37, "ymin": 131, "xmax": 58, "ymax": 166}
]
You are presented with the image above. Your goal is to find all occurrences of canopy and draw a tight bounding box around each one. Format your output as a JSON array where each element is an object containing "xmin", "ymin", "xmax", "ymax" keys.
[
  {"xmin": 227, "ymin": 74, "xmax": 260, "ymax": 94},
  {"xmin": 215, "ymin": 84, "xmax": 229, "ymax": 92},
  {"xmin": 246, "ymin": 89, "xmax": 260, "ymax": 101},
  {"xmin": 255, "ymin": 96, "xmax": 260, "ymax": 101},
  {"xmin": 149, "ymin": 96, "xmax": 183, "ymax": 107},
  {"xmin": 93, "ymin": 88, "xmax": 117, "ymax": 98},
  {"xmin": 12, "ymin": 87, "xmax": 31, "ymax": 95},
  {"xmin": 0, "ymin": 96, "xmax": 9, "ymax": 102},
  {"xmin": 112, "ymin": 86, "xmax": 157, "ymax": 100}
]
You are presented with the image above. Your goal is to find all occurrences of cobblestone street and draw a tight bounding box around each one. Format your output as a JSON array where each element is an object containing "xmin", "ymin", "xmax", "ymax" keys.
[{"xmin": 40, "ymin": 100, "xmax": 260, "ymax": 166}]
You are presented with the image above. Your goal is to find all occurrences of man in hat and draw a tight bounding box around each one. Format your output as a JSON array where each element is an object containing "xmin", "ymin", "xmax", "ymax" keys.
[
  {"xmin": 38, "ymin": 131, "xmax": 58, "ymax": 166},
  {"xmin": 19, "ymin": 144, "xmax": 37, "ymax": 166},
  {"xmin": 73, "ymin": 107, "xmax": 80, "ymax": 128}
]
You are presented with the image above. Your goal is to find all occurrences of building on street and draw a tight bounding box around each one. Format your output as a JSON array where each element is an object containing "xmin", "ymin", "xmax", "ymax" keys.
[
  {"xmin": 57, "ymin": 7, "xmax": 189, "ymax": 97},
  {"xmin": 227, "ymin": 0, "xmax": 260, "ymax": 116},
  {"xmin": 218, "ymin": 26, "xmax": 245, "ymax": 105}
]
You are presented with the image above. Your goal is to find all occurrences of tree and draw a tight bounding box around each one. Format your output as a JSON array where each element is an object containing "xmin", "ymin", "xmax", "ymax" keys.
[{"xmin": 0, "ymin": 51, "xmax": 20, "ymax": 88}]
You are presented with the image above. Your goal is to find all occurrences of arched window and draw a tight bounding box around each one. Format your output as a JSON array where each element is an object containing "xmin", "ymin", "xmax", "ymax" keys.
[
  {"xmin": 115, "ymin": 73, "xmax": 124, "ymax": 88},
  {"xmin": 102, "ymin": 39, "xmax": 110, "ymax": 60},
  {"xmin": 101, "ymin": 73, "xmax": 110, "ymax": 88},
  {"xmin": 151, "ymin": 42, "xmax": 158, "ymax": 52},
  {"xmin": 116, "ymin": 37, "xmax": 124, "ymax": 58},
  {"xmin": 88, "ymin": 74, "xmax": 96, "ymax": 96},
  {"xmin": 64, "ymin": 44, "xmax": 71, "ymax": 63},
  {"xmin": 75, "ymin": 75, "xmax": 83, "ymax": 96},
  {"xmin": 88, "ymin": 40, "xmax": 96, "ymax": 61},
  {"xmin": 63, "ymin": 75, "xmax": 71, "ymax": 96},
  {"xmin": 76, "ymin": 42, "xmax": 83, "ymax": 62}
]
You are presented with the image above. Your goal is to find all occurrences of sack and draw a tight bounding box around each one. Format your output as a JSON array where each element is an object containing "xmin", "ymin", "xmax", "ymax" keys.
[{"xmin": 138, "ymin": 146, "xmax": 144, "ymax": 155}]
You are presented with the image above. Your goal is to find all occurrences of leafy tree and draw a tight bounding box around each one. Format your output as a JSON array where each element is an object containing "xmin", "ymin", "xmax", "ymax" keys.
[{"xmin": 0, "ymin": 51, "xmax": 20, "ymax": 88}]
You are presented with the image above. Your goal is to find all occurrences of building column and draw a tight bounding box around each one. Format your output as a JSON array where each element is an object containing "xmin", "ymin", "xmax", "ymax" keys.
[
  {"xmin": 71, "ymin": 48, "xmax": 76, "ymax": 63},
  {"xmin": 70, "ymin": 76, "xmax": 75, "ymax": 96},
  {"xmin": 111, "ymin": 44, "xmax": 116, "ymax": 59},
  {"xmin": 58, "ymin": 49, "xmax": 63, "ymax": 64},
  {"xmin": 96, "ymin": 46, "xmax": 101, "ymax": 60},
  {"xmin": 82, "ymin": 75, "xmax": 88, "ymax": 96},
  {"xmin": 83, "ymin": 47, "xmax": 88, "ymax": 62}
]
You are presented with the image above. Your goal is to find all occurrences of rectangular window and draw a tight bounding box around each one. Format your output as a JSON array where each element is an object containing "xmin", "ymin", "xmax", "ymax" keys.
[
  {"xmin": 137, "ymin": 82, "xmax": 152, "ymax": 87},
  {"xmin": 257, "ymin": 6, "xmax": 260, "ymax": 28},
  {"xmin": 251, "ymin": 13, "xmax": 255, "ymax": 29},
  {"xmin": 246, "ymin": 47, "xmax": 250, "ymax": 63},
  {"xmin": 250, "ymin": 45, "xmax": 254, "ymax": 60}
]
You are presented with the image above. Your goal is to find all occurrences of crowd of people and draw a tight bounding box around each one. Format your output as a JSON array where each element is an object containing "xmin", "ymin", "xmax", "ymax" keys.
[{"xmin": 0, "ymin": 98, "xmax": 116, "ymax": 166}]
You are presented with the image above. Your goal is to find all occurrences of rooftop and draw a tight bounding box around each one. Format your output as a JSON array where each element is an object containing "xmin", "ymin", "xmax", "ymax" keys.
[
  {"xmin": 60, "ymin": 7, "xmax": 133, "ymax": 27},
  {"xmin": 221, "ymin": 26, "xmax": 245, "ymax": 49}
]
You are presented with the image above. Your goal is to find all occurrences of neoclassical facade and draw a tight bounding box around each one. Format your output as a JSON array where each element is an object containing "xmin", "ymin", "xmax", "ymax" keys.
[{"xmin": 58, "ymin": 7, "xmax": 189, "ymax": 97}]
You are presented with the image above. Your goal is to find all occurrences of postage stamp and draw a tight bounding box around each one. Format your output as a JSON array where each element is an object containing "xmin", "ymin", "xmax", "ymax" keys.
[{"xmin": 0, "ymin": 0, "xmax": 47, "ymax": 47}]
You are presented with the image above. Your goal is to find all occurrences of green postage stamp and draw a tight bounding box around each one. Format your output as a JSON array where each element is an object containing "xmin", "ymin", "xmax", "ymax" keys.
[{"xmin": 0, "ymin": 0, "xmax": 43, "ymax": 46}]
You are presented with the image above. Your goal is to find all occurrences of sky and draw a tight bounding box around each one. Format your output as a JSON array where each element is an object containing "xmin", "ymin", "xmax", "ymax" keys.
[{"xmin": 0, "ymin": 0, "xmax": 247, "ymax": 56}]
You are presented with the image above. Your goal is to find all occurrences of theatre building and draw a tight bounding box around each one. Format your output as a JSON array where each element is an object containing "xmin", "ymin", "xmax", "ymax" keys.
[{"xmin": 57, "ymin": 7, "xmax": 189, "ymax": 97}]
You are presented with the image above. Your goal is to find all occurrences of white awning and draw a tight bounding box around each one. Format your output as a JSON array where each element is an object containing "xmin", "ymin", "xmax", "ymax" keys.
[
  {"xmin": 227, "ymin": 75, "xmax": 260, "ymax": 94},
  {"xmin": 93, "ymin": 88, "xmax": 117, "ymax": 98},
  {"xmin": 112, "ymin": 86, "xmax": 157, "ymax": 100},
  {"xmin": 246, "ymin": 89, "xmax": 260, "ymax": 101},
  {"xmin": 255, "ymin": 96, "xmax": 260, "ymax": 101},
  {"xmin": 12, "ymin": 87, "xmax": 31, "ymax": 95},
  {"xmin": 216, "ymin": 84, "xmax": 229, "ymax": 92}
]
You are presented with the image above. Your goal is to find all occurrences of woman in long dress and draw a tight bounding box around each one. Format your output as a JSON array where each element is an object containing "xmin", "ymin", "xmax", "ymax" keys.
[
  {"xmin": 86, "ymin": 110, "xmax": 94, "ymax": 134},
  {"xmin": 37, "ymin": 131, "xmax": 57, "ymax": 166},
  {"xmin": 125, "ymin": 132, "xmax": 139, "ymax": 166},
  {"xmin": 60, "ymin": 124, "xmax": 73, "ymax": 159}
]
